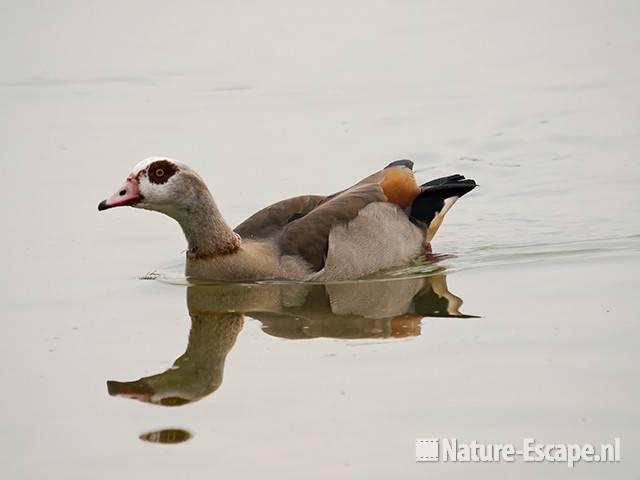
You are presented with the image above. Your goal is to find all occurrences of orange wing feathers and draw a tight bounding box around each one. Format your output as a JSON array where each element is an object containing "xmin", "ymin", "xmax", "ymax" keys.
[{"xmin": 379, "ymin": 166, "xmax": 421, "ymax": 209}]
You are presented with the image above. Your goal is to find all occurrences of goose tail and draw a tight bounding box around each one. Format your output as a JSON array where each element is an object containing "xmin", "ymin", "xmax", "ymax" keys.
[{"xmin": 405, "ymin": 174, "xmax": 477, "ymax": 242}]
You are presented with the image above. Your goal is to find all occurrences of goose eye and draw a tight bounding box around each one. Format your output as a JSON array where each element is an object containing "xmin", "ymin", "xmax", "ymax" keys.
[{"xmin": 147, "ymin": 160, "xmax": 178, "ymax": 184}]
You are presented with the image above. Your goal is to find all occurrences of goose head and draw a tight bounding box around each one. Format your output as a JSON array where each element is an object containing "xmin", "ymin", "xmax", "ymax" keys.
[
  {"xmin": 98, "ymin": 157, "xmax": 239, "ymax": 258},
  {"xmin": 98, "ymin": 157, "xmax": 211, "ymax": 218}
]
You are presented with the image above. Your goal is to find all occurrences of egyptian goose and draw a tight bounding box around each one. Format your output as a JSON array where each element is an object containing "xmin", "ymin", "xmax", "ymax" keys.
[{"xmin": 98, "ymin": 158, "xmax": 476, "ymax": 281}]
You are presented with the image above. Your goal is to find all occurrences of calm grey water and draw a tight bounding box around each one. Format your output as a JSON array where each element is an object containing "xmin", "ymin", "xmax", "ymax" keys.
[{"xmin": 2, "ymin": 1, "xmax": 639, "ymax": 478}]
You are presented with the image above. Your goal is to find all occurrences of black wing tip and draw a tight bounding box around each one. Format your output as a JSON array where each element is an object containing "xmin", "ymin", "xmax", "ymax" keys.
[
  {"xmin": 421, "ymin": 175, "xmax": 477, "ymax": 194},
  {"xmin": 421, "ymin": 174, "xmax": 473, "ymax": 187},
  {"xmin": 423, "ymin": 181, "xmax": 477, "ymax": 196},
  {"xmin": 385, "ymin": 159, "xmax": 414, "ymax": 170}
]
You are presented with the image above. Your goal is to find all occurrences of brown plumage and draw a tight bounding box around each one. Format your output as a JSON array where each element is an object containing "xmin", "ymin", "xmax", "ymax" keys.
[{"xmin": 235, "ymin": 161, "xmax": 424, "ymax": 271}]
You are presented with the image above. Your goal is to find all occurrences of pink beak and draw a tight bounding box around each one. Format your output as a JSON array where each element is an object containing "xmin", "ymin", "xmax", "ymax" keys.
[{"xmin": 98, "ymin": 178, "xmax": 142, "ymax": 211}]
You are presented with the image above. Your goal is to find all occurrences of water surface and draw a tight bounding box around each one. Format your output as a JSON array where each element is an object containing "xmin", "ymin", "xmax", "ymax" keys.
[{"xmin": 1, "ymin": 1, "xmax": 639, "ymax": 478}]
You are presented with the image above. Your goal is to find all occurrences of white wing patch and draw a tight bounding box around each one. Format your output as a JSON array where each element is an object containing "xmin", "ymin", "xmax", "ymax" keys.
[{"xmin": 426, "ymin": 195, "xmax": 459, "ymax": 242}]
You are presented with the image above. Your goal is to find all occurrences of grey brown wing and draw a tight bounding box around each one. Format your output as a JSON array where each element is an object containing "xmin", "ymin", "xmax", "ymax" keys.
[
  {"xmin": 236, "ymin": 160, "xmax": 422, "ymax": 271},
  {"xmin": 235, "ymin": 195, "xmax": 326, "ymax": 240},
  {"xmin": 276, "ymin": 183, "xmax": 387, "ymax": 271}
]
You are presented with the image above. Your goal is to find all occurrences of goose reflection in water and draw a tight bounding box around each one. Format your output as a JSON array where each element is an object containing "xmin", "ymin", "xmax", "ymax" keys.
[{"xmin": 107, "ymin": 273, "xmax": 475, "ymax": 406}]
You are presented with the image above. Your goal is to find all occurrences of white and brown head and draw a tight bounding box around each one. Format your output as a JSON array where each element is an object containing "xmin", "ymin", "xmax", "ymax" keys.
[
  {"xmin": 98, "ymin": 157, "xmax": 211, "ymax": 218},
  {"xmin": 99, "ymin": 157, "xmax": 239, "ymax": 257}
]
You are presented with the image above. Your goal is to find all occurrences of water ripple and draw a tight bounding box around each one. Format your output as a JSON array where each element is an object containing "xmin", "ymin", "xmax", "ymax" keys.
[{"xmin": 146, "ymin": 234, "xmax": 639, "ymax": 287}]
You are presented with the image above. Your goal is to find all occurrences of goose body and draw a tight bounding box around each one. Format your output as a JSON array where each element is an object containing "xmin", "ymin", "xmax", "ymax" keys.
[{"xmin": 98, "ymin": 158, "xmax": 476, "ymax": 281}]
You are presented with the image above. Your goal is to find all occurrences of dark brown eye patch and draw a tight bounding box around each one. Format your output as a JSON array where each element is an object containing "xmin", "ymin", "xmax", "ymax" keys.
[{"xmin": 148, "ymin": 160, "xmax": 178, "ymax": 184}]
